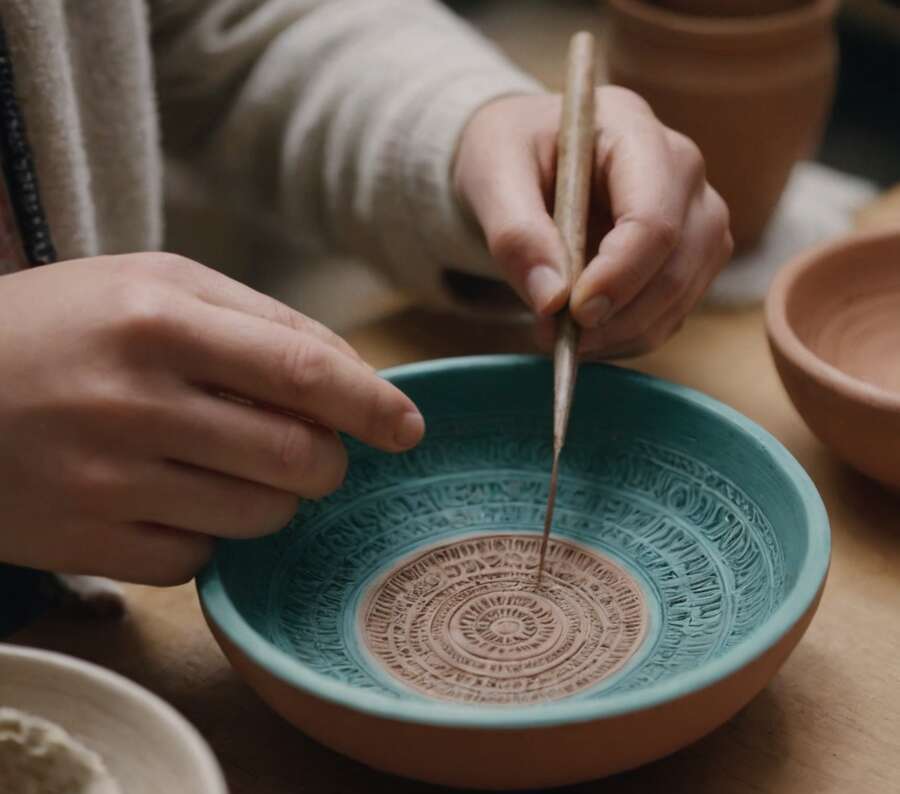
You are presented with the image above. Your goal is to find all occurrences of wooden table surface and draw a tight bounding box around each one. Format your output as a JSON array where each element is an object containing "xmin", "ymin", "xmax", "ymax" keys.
[{"xmin": 10, "ymin": 304, "xmax": 900, "ymax": 793}]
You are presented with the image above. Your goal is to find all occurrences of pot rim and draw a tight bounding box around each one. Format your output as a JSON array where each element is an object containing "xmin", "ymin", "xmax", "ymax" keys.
[
  {"xmin": 607, "ymin": 0, "xmax": 839, "ymax": 41},
  {"xmin": 198, "ymin": 355, "xmax": 831, "ymax": 732},
  {"xmin": 765, "ymin": 227, "xmax": 900, "ymax": 413}
]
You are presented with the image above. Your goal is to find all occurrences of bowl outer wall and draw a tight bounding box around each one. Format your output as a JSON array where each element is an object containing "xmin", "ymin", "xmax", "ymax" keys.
[
  {"xmin": 203, "ymin": 585, "xmax": 823, "ymax": 789},
  {"xmin": 197, "ymin": 355, "xmax": 831, "ymax": 731},
  {"xmin": 765, "ymin": 229, "xmax": 900, "ymax": 488}
]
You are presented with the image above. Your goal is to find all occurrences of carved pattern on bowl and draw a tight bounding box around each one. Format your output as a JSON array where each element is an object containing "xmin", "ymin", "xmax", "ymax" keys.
[
  {"xmin": 255, "ymin": 414, "xmax": 784, "ymax": 705},
  {"xmin": 360, "ymin": 535, "xmax": 647, "ymax": 704}
]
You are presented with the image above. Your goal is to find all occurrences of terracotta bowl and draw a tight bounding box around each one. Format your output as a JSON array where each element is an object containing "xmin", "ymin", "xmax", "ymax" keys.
[
  {"xmin": 766, "ymin": 229, "xmax": 900, "ymax": 489},
  {"xmin": 198, "ymin": 357, "xmax": 829, "ymax": 790},
  {"xmin": 0, "ymin": 644, "xmax": 227, "ymax": 793}
]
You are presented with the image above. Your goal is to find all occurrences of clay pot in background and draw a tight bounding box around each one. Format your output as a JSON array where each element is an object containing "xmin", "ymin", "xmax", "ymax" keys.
[
  {"xmin": 656, "ymin": 0, "xmax": 809, "ymax": 16},
  {"xmin": 766, "ymin": 229, "xmax": 900, "ymax": 491},
  {"xmin": 605, "ymin": 0, "xmax": 839, "ymax": 252}
]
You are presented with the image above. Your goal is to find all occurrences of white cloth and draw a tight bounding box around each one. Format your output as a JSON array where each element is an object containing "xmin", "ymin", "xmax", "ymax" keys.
[{"xmin": 706, "ymin": 162, "xmax": 877, "ymax": 308}]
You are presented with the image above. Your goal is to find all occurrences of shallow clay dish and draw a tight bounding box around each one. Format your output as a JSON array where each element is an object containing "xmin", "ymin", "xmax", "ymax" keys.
[
  {"xmin": 199, "ymin": 356, "xmax": 829, "ymax": 790},
  {"xmin": 767, "ymin": 229, "xmax": 900, "ymax": 489},
  {"xmin": 0, "ymin": 644, "xmax": 227, "ymax": 793}
]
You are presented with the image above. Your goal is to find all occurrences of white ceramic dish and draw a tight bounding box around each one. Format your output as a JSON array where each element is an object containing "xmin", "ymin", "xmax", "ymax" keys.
[{"xmin": 0, "ymin": 644, "xmax": 227, "ymax": 794}]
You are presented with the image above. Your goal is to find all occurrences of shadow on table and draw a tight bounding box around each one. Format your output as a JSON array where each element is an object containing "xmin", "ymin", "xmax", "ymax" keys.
[{"xmin": 828, "ymin": 462, "xmax": 900, "ymax": 550}]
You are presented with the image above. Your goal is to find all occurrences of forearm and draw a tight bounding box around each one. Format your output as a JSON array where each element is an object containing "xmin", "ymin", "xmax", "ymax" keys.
[{"xmin": 152, "ymin": 0, "xmax": 540, "ymax": 308}]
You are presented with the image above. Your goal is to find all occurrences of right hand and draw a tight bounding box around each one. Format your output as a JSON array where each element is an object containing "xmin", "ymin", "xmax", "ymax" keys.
[{"xmin": 0, "ymin": 254, "xmax": 424, "ymax": 585}]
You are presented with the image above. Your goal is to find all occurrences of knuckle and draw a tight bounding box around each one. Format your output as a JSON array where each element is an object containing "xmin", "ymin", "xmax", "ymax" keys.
[
  {"xmin": 112, "ymin": 282, "xmax": 176, "ymax": 341},
  {"xmin": 141, "ymin": 252, "xmax": 200, "ymax": 281},
  {"xmin": 668, "ymin": 130, "xmax": 705, "ymax": 180},
  {"xmin": 604, "ymin": 85, "xmax": 654, "ymax": 117},
  {"xmin": 278, "ymin": 421, "xmax": 314, "ymax": 472},
  {"xmin": 632, "ymin": 215, "xmax": 681, "ymax": 256},
  {"xmin": 722, "ymin": 228, "xmax": 735, "ymax": 260},
  {"xmin": 659, "ymin": 266, "xmax": 691, "ymax": 298},
  {"xmin": 489, "ymin": 222, "xmax": 538, "ymax": 268},
  {"xmin": 281, "ymin": 339, "xmax": 332, "ymax": 397},
  {"xmin": 68, "ymin": 458, "xmax": 123, "ymax": 514},
  {"xmin": 710, "ymin": 189, "xmax": 731, "ymax": 234}
]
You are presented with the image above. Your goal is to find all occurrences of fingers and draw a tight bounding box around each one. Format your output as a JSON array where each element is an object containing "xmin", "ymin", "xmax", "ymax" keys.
[
  {"xmin": 456, "ymin": 111, "xmax": 569, "ymax": 316},
  {"xmin": 191, "ymin": 271, "xmax": 369, "ymax": 366},
  {"xmin": 157, "ymin": 390, "xmax": 348, "ymax": 497},
  {"xmin": 178, "ymin": 303, "xmax": 425, "ymax": 452},
  {"xmin": 124, "ymin": 252, "xmax": 368, "ymax": 366},
  {"xmin": 120, "ymin": 462, "xmax": 299, "ymax": 540},
  {"xmin": 571, "ymin": 94, "xmax": 705, "ymax": 327},
  {"xmin": 579, "ymin": 186, "xmax": 732, "ymax": 358},
  {"xmin": 88, "ymin": 521, "xmax": 215, "ymax": 586}
]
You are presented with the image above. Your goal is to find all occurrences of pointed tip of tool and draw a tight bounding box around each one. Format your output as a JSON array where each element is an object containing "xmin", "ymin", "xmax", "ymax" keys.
[{"xmin": 536, "ymin": 454, "xmax": 561, "ymax": 588}]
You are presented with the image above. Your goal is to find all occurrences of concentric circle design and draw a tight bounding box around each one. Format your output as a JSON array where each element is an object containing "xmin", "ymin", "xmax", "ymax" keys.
[{"xmin": 360, "ymin": 534, "xmax": 648, "ymax": 705}]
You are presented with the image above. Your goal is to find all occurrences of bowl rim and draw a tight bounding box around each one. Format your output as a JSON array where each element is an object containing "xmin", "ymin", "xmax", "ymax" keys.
[
  {"xmin": 198, "ymin": 355, "xmax": 830, "ymax": 729},
  {"xmin": 608, "ymin": 0, "xmax": 839, "ymax": 39},
  {"xmin": 765, "ymin": 227, "xmax": 900, "ymax": 412},
  {"xmin": 0, "ymin": 644, "xmax": 228, "ymax": 793}
]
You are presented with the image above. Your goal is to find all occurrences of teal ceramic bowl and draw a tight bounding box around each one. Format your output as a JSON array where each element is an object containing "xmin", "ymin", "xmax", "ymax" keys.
[{"xmin": 198, "ymin": 356, "xmax": 829, "ymax": 790}]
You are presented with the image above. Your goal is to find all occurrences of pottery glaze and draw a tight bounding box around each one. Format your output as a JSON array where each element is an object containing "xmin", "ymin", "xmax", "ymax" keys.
[
  {"xmin": 766, "ymin": 229, "xmax": 900, "ymax": 490},
  {"xmin": 605, "ymin": 0, "xmax": 839, "ymax": 251},
  {"xmin": 199, "ymin": 357, "xmax": 829, "ymax": 789}
]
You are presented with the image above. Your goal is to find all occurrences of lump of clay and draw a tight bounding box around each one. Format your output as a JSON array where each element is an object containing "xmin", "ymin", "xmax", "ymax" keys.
[{"xmin": 0, "ymin": 707, "xmax": 121, "ymax": 794}]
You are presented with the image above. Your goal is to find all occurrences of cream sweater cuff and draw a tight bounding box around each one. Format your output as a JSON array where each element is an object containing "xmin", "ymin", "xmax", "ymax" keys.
[{"xmin": 374, "ymin": 70, "xmax": 543, "ymax": 311}]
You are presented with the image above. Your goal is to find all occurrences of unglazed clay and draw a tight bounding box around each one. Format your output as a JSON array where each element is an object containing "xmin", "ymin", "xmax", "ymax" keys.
[
  {"xmin": 656, "ymin": 0, "xmax": 808, "ymax": 16},
  {"xmin": 199, "ymin": 357, "xmax": 830, "ymax": 789},
  {"xmin": 360, "ymin": 535, "xmax": 647, "ymax": 705},
  {"xmin": 605, "ymin": 0, "xmax": 838, "ymax": 251},
  {"xmin": 766, "ymin": 229, "xmax": 900, "ymax": 489}
]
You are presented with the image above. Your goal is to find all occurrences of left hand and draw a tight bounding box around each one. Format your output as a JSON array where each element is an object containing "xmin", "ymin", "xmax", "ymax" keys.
[{"xmin": 454, "ymin": 86, "xmax": 733, "ymax": 358}]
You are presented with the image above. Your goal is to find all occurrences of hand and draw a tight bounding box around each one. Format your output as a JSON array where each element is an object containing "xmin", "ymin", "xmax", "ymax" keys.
[
  {"xmin": 454, "ymin": 86, "xmax": 733, "ymax": 357},
  {"xmin": 0, "ymin": 254, "xmax": 424, "ymax": 584}
]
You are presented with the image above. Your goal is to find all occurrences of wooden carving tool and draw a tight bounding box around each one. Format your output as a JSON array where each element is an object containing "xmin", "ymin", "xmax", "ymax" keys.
[{"xmin": 537, "ymin": 32, "xmax": 596, "ymax": 586}]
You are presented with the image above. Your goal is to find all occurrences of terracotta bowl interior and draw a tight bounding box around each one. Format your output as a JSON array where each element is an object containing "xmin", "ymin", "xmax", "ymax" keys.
[
  {"xmin": 779, "ymin": 234, "xmax": 900, "ymax": 398},
  {"xmin": 0, "ymin": 645, "xmax": 227, "ymax": 794},
  {"xmin": 199, "ymin": 356, "xmax": 829, "ymax": 746}
]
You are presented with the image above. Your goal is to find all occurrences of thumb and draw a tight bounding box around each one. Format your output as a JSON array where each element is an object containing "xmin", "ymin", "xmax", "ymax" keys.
[{"xmin": 461, "ymin": 144, "xmax": 569, "ymax": 316}]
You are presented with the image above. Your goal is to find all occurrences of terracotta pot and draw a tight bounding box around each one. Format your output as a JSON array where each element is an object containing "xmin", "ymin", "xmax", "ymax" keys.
[
  {"xmin": 198, "ymin": 358, "xmax": 830, "ymax": 789},
  {"xmin": 605, "ymin": 0, "xmax": 839, "ymax": 252},
  {"xmin": 208, "ymin": 598, "xmax": 821, "ymax": 789},
  {"xmin": 656, "ymin": 0, "xmax": 809, "ymax": 16},
  {"xmin": 766, "ymin": 229, "xmax": 900, "ymax": 490}
]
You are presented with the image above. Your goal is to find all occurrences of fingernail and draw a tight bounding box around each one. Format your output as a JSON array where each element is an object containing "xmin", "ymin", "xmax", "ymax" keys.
[
  {"xmin": 580, "ymin": 295, "xmax": 613, "ymax": 328},
  {"xmin": 394, "ymin": 410, "xmax": 425, "ymax": 449},
  {"xmin": 525, "ymin": 266, "xmax": 566, "ymax": 313}
]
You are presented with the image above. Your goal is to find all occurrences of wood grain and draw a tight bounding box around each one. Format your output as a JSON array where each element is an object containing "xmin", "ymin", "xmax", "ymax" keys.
[{"xmin": 11, "ymin": 304, "xmax": 900, "ymax": 793}]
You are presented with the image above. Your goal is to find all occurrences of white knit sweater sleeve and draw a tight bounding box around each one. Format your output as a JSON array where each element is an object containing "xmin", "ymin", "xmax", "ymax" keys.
[{"xmin": 151, "ymin": 0, "xmax": 542, "ymax": 309}]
